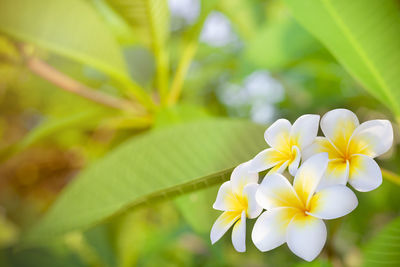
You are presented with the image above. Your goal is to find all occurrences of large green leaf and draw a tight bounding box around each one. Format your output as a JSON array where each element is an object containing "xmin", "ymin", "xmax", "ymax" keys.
[
  {"xmin": 0, "ymin": 0, "xmax": 130, "ymax": 83},
  {"xmin": 363, "ymin": 216, "xmax": 400, "ymax": 266},
  {"xmin": 245, "ymin": 17, "xmax": 322, "ymax": 71},
  {"xmin": 284, "ymin": 0, "xmax": 400, "ymax": 116},
  {"xmin": 25, "ymin": 119, "xmax": 265, "ymax": 243},
  {"xmin": 106, "ymin": 0, "xmax": 170, "ymax": 99}
]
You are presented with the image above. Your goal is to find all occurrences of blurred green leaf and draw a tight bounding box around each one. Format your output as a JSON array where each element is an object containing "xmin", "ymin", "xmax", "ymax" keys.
[
  {"xmin": 0, "ymin": 245, "xmax": 85, "ymax": 267},
  {"xmin": 84, "ymin": 226, "xmax": 117, "ymax": 267},
  {"xmin": 245, "ymin": 17, "xmax": 321, "ymax": 71},
  {"xmin": 218, "ymin": 0, "xmax": 259, "ymax": 40},
  {"xmin": 285, "ymin": 0, "xmax": 400, "ymax": 116},
  {"xmin": 25, "ymin": 119, "xmax": 265, "ymax": 243},
  {"xmin": 363, "ymin": 216, "xmax": 400, "ymax": 266},
  {"xmin": 154, "ymin": 104, "xmax": 210, "ymax": 129},
  {"xmin": 106, "ymin": 0, "xmax": 170, "ymax": 99},
  {"xmin": 16, "ymin": 108, "xmax": 109, "ymax": 152},
  {"xmin": 0, "ymin": 0, "xmax": 131, "ymax": 83},
  {"xmin": 174, "ymin": 185, "xmax": 219, "ymax": 234}
]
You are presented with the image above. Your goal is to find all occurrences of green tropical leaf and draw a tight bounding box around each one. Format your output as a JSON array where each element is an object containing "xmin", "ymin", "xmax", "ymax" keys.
[
  {"xmin": 245, "ymin": 17, "xmax": 322, "ymax": 71},
  {"xmin": 363, "ymin": 216, "xmax": 400, "ymax": 266},
  {"xmin": 218, "ymin": 0, "xmax": 258, "ymax": 40},
  {"xmin": 25, "ymin": 119, "xmax": 265, "ymax": 244},
  {"xmin": 284, "ymin": 0, "xmax": 400, "ymax": 116},
  {"xmin": 16, "ymin": 108, "xmax": 109, "ymax": 152},
  {"xmin": 106, "ymin": 0, "xmax": 170, "ymax": 99},
  {"xmin": 0, "ymin": 0, "xmax": 130, "ymax": 84},
  {"xmin": 174, "ymin": 183, "xmax": 219, "ymax": 234}
]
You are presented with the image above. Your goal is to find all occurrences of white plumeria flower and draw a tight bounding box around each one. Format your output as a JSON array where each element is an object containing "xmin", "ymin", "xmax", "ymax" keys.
[
  {"xmin": 249, "ymin": 114, "xmax": 320, "ymax": 176},
  {"xmin": 211, "ymin": 162, "xmax": 263, "ymax": 252},
  {"xmin": 303, "ymin": 109, "xmax": 393, "ymax": 191},
  {"xmin": 252, "ymin": 153, "xmax": 358, "ymax": 262}
]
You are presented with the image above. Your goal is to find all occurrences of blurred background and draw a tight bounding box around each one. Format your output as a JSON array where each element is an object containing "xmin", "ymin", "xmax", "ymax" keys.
[{"xmin": 0, "ymin": 0, "xmax": 399, "ymax": 266}]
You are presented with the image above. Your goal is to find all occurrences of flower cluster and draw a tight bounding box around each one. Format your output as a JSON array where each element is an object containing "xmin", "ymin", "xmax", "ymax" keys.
[{"xmin": 210, "ymin": 109, "xmax": 393, "ymax": 261}]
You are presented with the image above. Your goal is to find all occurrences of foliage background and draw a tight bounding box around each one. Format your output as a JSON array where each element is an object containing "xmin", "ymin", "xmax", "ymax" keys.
[{"xmin": 0, "ymin": 0, "xmax": 399, "ymax": 266}]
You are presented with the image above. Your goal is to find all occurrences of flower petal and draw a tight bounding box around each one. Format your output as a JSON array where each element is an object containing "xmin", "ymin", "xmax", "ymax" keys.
[
  {"xmin": 249, "ymin": 148, "xmax": 287, "ymax": 173},
  {"xmin": 264, "ymin": 118, "xmax": 291, "ymax": 150},
  {"xmin": 348, "ymin": 154, "xmax": 382, "ymax": 192},
  {"xmin": 256, "ymin": 173, "xmax": 303, "ymax": 210},
  {"xmin": 289, "ymin": 146, "xmax": 301, "ymax": 176},
  {"xmin": 308, "ymin": 185, "xmax": 358, "ymax": 219},
  {"xmin": 252, "ymin": 208, "xmax": 300, "ymax": 252},
  {"xmin": 302, "ymin": 137, "xmax": 343, "ymax": 161},
  {"xmin": 231, "ymin": 162, "xmax": 259, "ymax": 195},
  {"xmin": 232, "ymin": 211, "xmax": 246, "ymax": 252},
  {"xmin": 213, "ymin": 181, "xmax": 241, "ymax": 211},
  {"xmin": 269, "ymin": 160, "xmax": 289, "ymax": 174},
  {"xmin": 290, "ymin": 114, "xmax": 320, "ymax": 149},
  {"xmin": 293, "ymin": 153, "xmax": 329, "ymax": 207},
  {"xmin": 243, "ymin": 183, "xmax": 262, "ymax": 219},
  {"xmin": 321, "ymin": 109, "xmax": 359, "ymax": 154},
  {"xmin": 287, "ymin": 214, "xmax": 327, "ymax": 262},
  {"xmin": 348, "ymin": 120, "xmax": 393, "ymax": 158},
  {"xmin": 317, "ymin": 159, "xmax": 349, "ymax": 190},
  {"xmin": 210, "ymin": 211, "xmax": 241, "ymax": 244}
]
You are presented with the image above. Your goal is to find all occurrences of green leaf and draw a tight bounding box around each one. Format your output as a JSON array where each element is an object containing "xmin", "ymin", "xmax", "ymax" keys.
[
  {"xmin": 14, "ymin": 108, "xmax": 109, "ymax": 153},
  {"xmin": 0, "ymin": 0, "xmax": 131, "ymax": 83},
  {"xmin": 284, "ymin": 0, "xmax": 400, "ymax": 116},
  {"xmin": 25, "ymin": 119, "xmax": 265, "ymax": 243},
  {"xmin": 245, "ymin": 17, "xmax": 322, "ymax": 71},
  {"xmin": 363, "ymin": 216, "xmax": 400, "ymax": 266},
  {"xmin": 218, "ymin": 0, "xmax": 259, "ymax": 40},
  {"xmin": 174, "ymin": 184, "xmax": 219, "ymax": 234},
  {"xmin": 106, "ymin": 0, "xmax": 170, "ymax": 99}
]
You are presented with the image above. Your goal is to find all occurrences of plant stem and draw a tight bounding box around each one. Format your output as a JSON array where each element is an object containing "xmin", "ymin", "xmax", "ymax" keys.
[
  {"xmin": 381, "ymin": 168, "xmax": 400, "ymax": 186},
  {"xmin": 118, "ymin": 77, "xmax": 156, "ymax": 111},
  {"xmin": 167, "ymin": 41, "xmax": 197, "ymax": 105},
  {"xmin": 25, "ymin": 56, "xmax": 146, "ymax": 115}
]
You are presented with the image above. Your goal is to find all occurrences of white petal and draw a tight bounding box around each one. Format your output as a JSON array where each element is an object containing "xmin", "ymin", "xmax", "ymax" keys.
[
  {"xmin": 290, "ymin": 114, "xmax": 320, "ymax": 149},
  {"xmin": 302, "ymin": 137, "xmax": 344, "ymax": 162},
  {"xmin": 243, "ymin": 183, "xmax": 262, "ymax": 219},
  {"xmin": 213, "ymin": 181, "xmax": 240, "ymax": 211},
  {"xmin": 252, "ymin": 208, "xmax": 299, "ymax": 252},
  {"xmin": 210, "ymin": 211, "xmax": 241, "ymax": 244},
  {"xmin": 349, "ymin": 120, "xmax": 393, "ymax": 157},
  {"xmin": 308, "ymin": 185, "xmax": 358, "ymax": 220},
  {"xmin": 256, "ymin": 173, "xmax": 303, "ymax": 210},
  {"xmin": 321, "ymin": 109, "xmax": 359, "ymax": 153},
  {"xmin": 317, "ymin": 159, "xmax": 349, "ymax": 190},
  {"xmin": 264, "ymin": 119, "xmax": 291, "ymax": 149},
  {"xmin": 232, "ymin": 211, "xmax": 246, "ymax": 252},
  {"xmin": 249, "ymin": 148, "xmax": 286, "ymax": 173},
  {"xmin": 289, "ymin": 146, "xmax": 301, "ymax": 176},
  {"xmin": 287, "ymin": 214, "xmax": 327, "ymax": 262},
  {"xmin": 231, "ymin": 162, "xmax": 258, "ymax": 195},
  {"xmin": 268, "ymin": 160, "xmax": 289, "ymax": 174},
  {"xmin": 348, "ymin": 154, "xmax": 382, "ymax": 192},
  {"xmin": 293, "ymin": 153, "xmax": 329, "ymax": 206}
]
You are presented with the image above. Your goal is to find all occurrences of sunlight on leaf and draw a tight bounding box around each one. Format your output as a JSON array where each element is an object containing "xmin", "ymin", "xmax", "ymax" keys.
[
  {"xmin": 285, "ymin": 0, "xmax": 400, "ymax": 117},
  {"xmin": 0, "ymin": 0, "xmax": 131, "ymax": 83}
]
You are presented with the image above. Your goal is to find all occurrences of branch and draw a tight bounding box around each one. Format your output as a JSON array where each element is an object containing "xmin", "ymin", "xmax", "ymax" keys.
[{"xmin": 25, "ymin": 57, "xmax": 145, "ymax": 115}]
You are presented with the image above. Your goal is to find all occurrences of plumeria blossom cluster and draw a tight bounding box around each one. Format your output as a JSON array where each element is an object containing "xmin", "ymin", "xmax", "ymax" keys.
[{"xmin": 210, "ymin": 109, "xmax": 393, "ymax": 261}]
